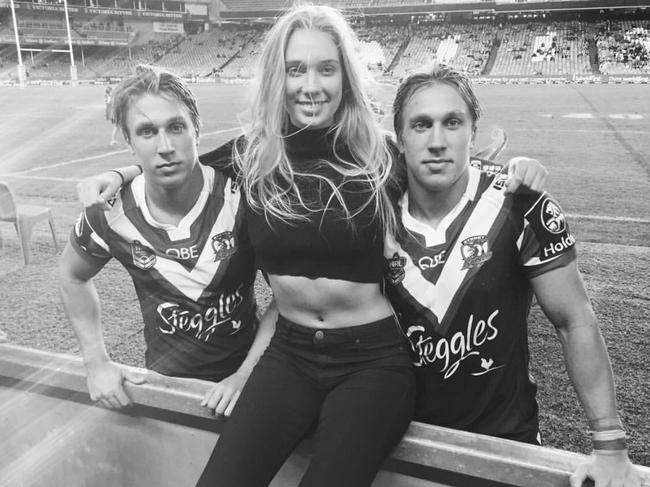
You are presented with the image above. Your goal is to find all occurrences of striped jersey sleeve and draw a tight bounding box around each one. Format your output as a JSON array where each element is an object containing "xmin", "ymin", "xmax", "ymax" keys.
[{"xmin": 69, "ymin": 207, "xmax": 113, "ymax": 264}]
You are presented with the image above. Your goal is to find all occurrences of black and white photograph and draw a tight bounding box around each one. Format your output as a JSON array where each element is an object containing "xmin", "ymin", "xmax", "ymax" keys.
[{"xmin": 0, "ymin": 1, "xmax": 648, "ymax": 485}]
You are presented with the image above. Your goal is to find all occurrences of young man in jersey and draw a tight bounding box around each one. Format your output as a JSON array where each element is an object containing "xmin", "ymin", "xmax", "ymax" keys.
[
  {"xmin": 385, "ymin": 64, "xmax": 639, "ymax": 487},
  {"xmin": 59, "ymin": 66, "xmax": 276, "ymax": 416}
]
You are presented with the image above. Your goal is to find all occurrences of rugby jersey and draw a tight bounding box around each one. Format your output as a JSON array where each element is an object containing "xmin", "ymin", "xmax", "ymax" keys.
[
  {"xmin": 385, "ymin": 166, "xmax": 576, "ymax": 439},
  {"xmin": 70, "ymin": 164, "xmax": 258, "ymax": 381}
]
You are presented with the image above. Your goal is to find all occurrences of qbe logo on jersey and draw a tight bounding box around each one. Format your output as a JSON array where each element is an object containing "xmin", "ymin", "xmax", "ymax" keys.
[{"xmin": 541, "ymin": 198, "xmax": 566, "ymax": 234}]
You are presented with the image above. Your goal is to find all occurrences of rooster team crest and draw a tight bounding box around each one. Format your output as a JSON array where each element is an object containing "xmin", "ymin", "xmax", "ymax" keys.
[
  {"xmin": 211, "ymin": 231, "xmax": 236, "ymax": 261},
  {"xmin": 460, "ymin": 235, "xmax": 492, "ymax": 270},
  {"xmin": 541, "ymin": 198, "xmax": 566, "ymax": 234},
  {"xmin": 131, "ymin": 240, "xmax": 156, "ymax": 270},
  {"xmin": 387, "ymin": 252, "xmax": 406, "ymax": 285}
]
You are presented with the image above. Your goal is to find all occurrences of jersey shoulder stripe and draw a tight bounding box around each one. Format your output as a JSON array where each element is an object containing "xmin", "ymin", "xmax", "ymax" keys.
[{"xmin": 70, "ymin": 206, "xmax": 112, "ymax": 263}]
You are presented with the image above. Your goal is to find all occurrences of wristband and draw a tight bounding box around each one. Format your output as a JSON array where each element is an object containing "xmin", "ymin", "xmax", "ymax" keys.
[
  {"xmin": 588, "ymin": 416, "xmax": 622, "ymax": 432},
  {"xmin": 593, "ymin": 437, "xmax": 627, "ymax": 451},
  {"xmin": 589, "ymin": 424, "xmax": 627, "ymax": 451},
  {"xmin": 109, "ymin": 169, "xmax": 125, "ymax": 187},
  {"xmin": 591, "ymin": 429, "xmax": 627, "ymax": 440}
]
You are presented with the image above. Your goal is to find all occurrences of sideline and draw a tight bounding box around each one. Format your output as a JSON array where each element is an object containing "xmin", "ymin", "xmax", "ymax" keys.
[
  {"xmin": 567, "ymin": 213, "xmax": 650, "ymax": 224},
  {"xmin": 1, "ymin": 149, "xmax": 130, "ymax": 177},
  {"xmin": 0, "ymin": 127, "xmax": 242, "ymax": 178},
  {"xmin": 512, "ymin": 128, "xmax": 650, "ymax": 135}
]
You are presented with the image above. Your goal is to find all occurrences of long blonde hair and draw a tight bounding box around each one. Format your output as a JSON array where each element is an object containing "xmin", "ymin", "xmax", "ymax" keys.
[{"xmin": 236, "ymin": 4, "xmax": 396, "ymax": 235}]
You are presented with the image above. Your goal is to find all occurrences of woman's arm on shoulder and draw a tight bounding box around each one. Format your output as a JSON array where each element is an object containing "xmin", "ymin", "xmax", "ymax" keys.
[
  {"xmin": 77, "ymin": 166, "xmax": 141, "ymax": 210},
  {"xmin": 199, "ymin": 136, "xmax": 243, "ymax": 179}
]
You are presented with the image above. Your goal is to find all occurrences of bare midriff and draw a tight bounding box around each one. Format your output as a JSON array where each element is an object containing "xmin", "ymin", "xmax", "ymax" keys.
[{"xmin": 268, "ymin": 274, "xmax": 393, "ymax": 329}]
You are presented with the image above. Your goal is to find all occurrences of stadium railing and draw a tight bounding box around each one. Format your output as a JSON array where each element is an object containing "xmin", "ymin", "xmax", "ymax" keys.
[{"xmin": 1, "ymin": 343, "xmax": 649, "ymax": 487}]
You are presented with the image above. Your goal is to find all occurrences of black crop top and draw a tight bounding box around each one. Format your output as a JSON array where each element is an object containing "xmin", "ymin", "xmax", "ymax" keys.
[{"xmin": 199, "ymin": 129, "xmax": 385, "ymax": 283}]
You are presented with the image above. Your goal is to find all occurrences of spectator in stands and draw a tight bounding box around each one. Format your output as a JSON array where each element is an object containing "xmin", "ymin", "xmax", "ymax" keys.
[
  {"xmin": 387, "ymin": 63, "xmax": 641, "ymax": 487},
  {"xmin": 60, "ymin": 66, "xmax": 277, "ymax": 417},
  {"xmin": 104, "ymin": 85, "xmax": 120, "ymax": 146}
]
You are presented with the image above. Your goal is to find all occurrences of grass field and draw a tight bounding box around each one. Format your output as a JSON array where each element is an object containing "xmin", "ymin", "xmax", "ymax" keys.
[{"xmin": 0, "ymin": 82, "xmax": 648, "ymax": 466}]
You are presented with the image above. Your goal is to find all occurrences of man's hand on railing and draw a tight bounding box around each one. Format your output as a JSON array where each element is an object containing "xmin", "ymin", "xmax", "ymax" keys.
[
  {"xmin": 570, "ymin": 450, "xmax": 641, "ymax": 487},
  {"xmin": 86, "ymin": 359, "xmax": 147, "ymax": 409}
]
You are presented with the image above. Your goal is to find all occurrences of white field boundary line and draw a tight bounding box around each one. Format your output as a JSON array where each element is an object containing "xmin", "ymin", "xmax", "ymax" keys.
[
  {"xmin": 3, "ymin": 175, "xmax": 83, "ymax": 182},
  {"xmin": 1, "ymin": 127, "xmax": 645, "ymax": 179},
  {"xmin": 0, "ymin": 125, "xmax": 647, "ymax": 226},
  {"xmin": 511, "ymin": 128, "xmax": 650, "ymax": 135},
  {"xmin": 566, "ymin": 213, "xmax": 650, "ymax": 224},
  {"xmin": 0, "ymin": 178, "xmax": 646, "ymax": 226},
  {"xmin": 2, "ymin": 149, "xmax": 130, "ymax": 176},
  {"xmin": 0, "ymin": 127, "xmax": 243, "ymax": 178}
]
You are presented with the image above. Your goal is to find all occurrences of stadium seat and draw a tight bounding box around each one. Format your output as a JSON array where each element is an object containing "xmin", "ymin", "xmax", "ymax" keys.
[{"xmin": 0, "ymin": 181, "xmax": 58, "ymax": 265}]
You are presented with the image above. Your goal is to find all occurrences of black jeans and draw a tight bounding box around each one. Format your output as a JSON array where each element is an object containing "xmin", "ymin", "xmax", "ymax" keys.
[{"xmin": 196, "ymin": 314, "xmax": 416, "ymax": 487}]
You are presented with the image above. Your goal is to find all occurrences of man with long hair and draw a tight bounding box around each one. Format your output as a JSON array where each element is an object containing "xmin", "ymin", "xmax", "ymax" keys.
[
  {"xmin": 60, "ymin": 66, "xmax": 276, "ymax": 415},
  {"xmin": 387, "ymin": 63, "xmax": 640, "ymax": 487}
]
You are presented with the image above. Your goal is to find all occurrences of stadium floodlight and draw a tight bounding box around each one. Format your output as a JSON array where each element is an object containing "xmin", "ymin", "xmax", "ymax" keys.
[
  {"xmin": 8, "ymin": 0, "xmax": 26, "ymax": 87},
  {"xmin": 61, "ymin": 0, "xmax": 78, "ymax": 84}
]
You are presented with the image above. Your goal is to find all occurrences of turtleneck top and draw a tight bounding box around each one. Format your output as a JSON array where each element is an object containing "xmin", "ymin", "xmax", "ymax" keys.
[{"xmin": 199, "ymin": 128, "xmax": 385, "ymax": 283}]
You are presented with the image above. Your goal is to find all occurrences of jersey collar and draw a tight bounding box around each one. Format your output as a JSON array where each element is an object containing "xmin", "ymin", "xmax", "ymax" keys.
[
  {"xmin": 400, "ymin": 166, "xmax": 481, "ymax": 247},
  {"xmin": 130, "ymin": 164, "xmax": 214, "ymax": 240}
]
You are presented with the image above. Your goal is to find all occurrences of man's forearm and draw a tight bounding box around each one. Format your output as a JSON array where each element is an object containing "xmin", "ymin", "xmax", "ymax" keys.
[
  {"xmin": 560, "ymin": 325, "xmax": 639, "ymax": 487},
  {"xmin": 59, "ymin": 277, "xmax": 110, "ymax": 366},
  {"xmin": 556, "ymin": 321, "xmax": 619, "ymax": 422}
]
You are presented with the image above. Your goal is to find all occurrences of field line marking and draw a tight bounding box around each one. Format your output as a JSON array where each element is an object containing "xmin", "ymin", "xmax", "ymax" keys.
[
  {"xmin": 0, "ymin": 175, "xmax": 82, "ymax": 182},
  {"xmin": 0, "ymin": 177, "xmax": 647, "ymax": 226},
  {"xmin": 0, "ymin": 150, "xmax": 130, "ymax": 176},
  {"xmin": 0, "ymin": 127, "xmax": 243, "ymax": 177},
  {"xmin": 567, "ymin": 213, "xmax": 650, "ymax": 224},
  {"xmin": 571, "ymin": 86, "xmax": 649, "ymax": 178},
  {"xmin": 201, "ymin": 127, "xmax": 243, "ymax": 138},
  {"xmin": 511, "ymin": 128, "xmax": 650, "ymax": 135}
]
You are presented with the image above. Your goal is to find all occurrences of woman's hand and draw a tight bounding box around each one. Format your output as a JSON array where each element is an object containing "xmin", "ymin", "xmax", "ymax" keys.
[
  {"xmin": 77, "ymin": 171, "xmax": 124, "ymax": 210},
  {"xmin": 504, "ymin": 156, "xmax": 548, "ymax": 194}
]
